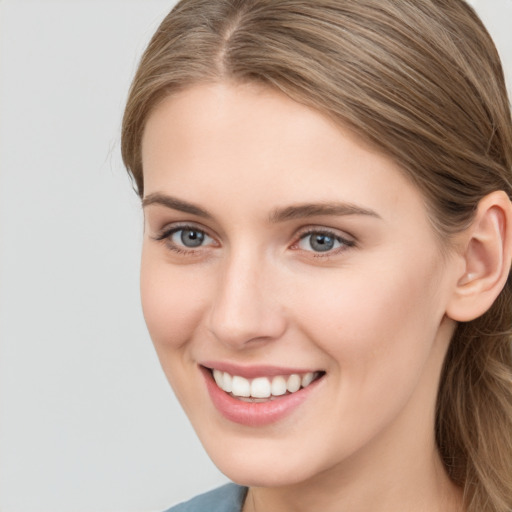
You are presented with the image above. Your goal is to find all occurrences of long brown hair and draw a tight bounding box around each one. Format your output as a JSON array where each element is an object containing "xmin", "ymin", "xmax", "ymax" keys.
[{"xmin": 121, "ymin": 1, "xmax": 512, "ymax": 510}]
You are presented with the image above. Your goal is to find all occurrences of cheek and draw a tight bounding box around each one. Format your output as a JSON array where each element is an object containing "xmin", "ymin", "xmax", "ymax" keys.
[
  {"xmin": 283, "ymin": 253, "xmax": 449, "ymax": 456},
  {"xmin": 140, "ymin": 248, "xmax": 214, "ymax": 413},
  {"xmin": 140, "ymin": 248, "xmax": 208, "ymax": 352},
  {"xmin": 292, "ymin": 251, "xmax": 445, "ymax": 379}
]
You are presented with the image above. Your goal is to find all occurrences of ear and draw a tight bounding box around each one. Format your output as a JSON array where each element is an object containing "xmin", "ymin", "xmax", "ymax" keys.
[{"xmin": 446, "ymin": 190, "xmax": 512, "ymax": 322}]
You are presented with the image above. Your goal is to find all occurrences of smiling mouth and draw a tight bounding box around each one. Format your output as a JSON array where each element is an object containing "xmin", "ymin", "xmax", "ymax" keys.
[{"xmin": 206, "ymin": 368, "xmax": 325, "ymax": 403}]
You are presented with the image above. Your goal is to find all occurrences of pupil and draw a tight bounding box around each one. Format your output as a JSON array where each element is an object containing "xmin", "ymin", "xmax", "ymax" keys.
[
  {"xmin": 181, "ymin": 229, "xmax": 204, "ymax": 247},
  {"xmin": 311, "ymin": 234, "xmax": 334, "ymax": 252}
]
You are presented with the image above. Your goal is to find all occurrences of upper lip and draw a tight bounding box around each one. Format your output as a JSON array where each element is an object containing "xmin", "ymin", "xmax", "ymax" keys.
[{"xmin": 200, "ymin": 361, "xmax": 323, "ymax": 379}]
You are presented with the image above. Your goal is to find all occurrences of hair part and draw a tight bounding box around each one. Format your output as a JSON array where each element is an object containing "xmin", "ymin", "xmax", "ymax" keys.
[{"xmin": 122, "ymin": 1, "xmax": 512, "ymax": 510}]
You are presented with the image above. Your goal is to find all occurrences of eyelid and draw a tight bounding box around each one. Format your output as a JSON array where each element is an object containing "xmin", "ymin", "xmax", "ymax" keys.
[
  {"xmin": 153, "ymin": 221, "xmax": 212, "ymax": 240},
  {"xmin": 152, "ymin": 222, "xmax": 219, "ymax": 254},
  {"xmin": 290, "ymin": 226, "xmax": 356, "ymax": 254},
  {"xmin": 293, "ymin": 225, "xmax": 355, "ymax": 242}
]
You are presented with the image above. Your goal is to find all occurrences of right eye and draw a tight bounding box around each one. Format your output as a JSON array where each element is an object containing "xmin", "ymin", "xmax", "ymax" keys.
[
  {"xmin": 170, "ymin": 227, "xmax": 212, "ymax": 248},
  {"xmin": 155, "ymin": 225, "xmax": 216, "ymax": 253}
]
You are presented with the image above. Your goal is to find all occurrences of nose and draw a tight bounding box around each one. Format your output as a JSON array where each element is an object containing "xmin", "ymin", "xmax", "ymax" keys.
[{"xmin": 207, "ymin": 249, "xmax": 287, "ymax": 349}]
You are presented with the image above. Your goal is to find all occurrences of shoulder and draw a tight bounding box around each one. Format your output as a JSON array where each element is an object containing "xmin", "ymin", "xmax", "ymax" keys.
[{"xmin": 164, "ymin": 483, "xmax": 248, "ymax": 512}]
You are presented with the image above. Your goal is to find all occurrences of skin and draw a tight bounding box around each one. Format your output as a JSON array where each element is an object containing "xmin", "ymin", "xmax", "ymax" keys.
[{"xmin": 140, "ymin": 82, "xmax": 465, "ymax": 512}]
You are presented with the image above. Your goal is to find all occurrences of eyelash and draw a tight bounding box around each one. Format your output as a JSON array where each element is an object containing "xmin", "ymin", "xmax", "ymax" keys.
[
  {"xmin": 153, "ymin": 224, "xmax": 215, "ymax": 256},
  {"xmin": 292, "ymin": 228, "xmax": 356, "ymax": 257},
  {"xmin": 153, "ymin": 224, "xmax": 356, "ymax": 257}
]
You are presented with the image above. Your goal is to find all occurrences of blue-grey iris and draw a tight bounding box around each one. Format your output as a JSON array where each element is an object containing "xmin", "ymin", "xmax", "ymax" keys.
[
  {"xmin": 181, "ymin": 229, "xmax": 205, "ymax": 247},
  {"xmin": 310, "ymin": 234, "xmax": 335, "ymax": 252}
]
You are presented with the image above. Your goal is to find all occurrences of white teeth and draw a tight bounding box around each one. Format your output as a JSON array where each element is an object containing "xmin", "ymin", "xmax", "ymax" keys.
[
  {"xmin": 301, "ymin": 372, "xmax": 314, "ymax": 387},
  {"xmin": 287, "ymin": 374, "xmax": 301, "ymax": 393},
  {"xmin": 213, "ymin": 369, "xmax": 223, "ymax": 387},
  {"xmin": 271, "ymin": 376, "xmax": 287, "ymax": 396},
  {"xmin": 212, "ymin": 370, "xmax": 320, "ymax": 398},
  {"xmin": 222, "ymin": 372, "xmax": 232, "ymax": 393},
  {"xmin": 251, "ymin": 377, "xmax": 271, "ymax": 398},
  {"xmin": 231, "ymin": 375, "xmax": 251, "ymax": 397}
]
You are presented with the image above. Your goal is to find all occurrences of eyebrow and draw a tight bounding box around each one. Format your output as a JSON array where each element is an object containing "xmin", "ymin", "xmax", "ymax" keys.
[
  {"xmin": 269, "ymin": 202, "xmax": 381, "ymax": 223},
  {"xmin": 142, "ymin": 193, "xmax": 212, "ymax": 218},
  {"xmin": 142, "ymin": 193, "xmax": 381, "ymax": 222}
]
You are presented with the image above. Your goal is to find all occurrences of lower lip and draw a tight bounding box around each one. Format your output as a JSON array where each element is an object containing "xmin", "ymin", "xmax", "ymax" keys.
[{"xmin": 201, "ymin": 367, "xmax": 323, "ymax": 427}]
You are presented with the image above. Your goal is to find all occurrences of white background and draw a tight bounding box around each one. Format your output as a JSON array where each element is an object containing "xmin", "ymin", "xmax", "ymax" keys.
[{"xmin": 0, "ymin": 1, "xmax": 510, "ymax": 511}]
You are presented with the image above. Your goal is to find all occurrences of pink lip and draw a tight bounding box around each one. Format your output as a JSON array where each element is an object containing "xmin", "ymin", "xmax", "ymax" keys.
[
  {"xmin": 201, "ymin": 361, "xmax": 319, "ymax": 379},
  {"xmin": 200, "ymin": 365, "xmax": 324, "ymax": 427}
]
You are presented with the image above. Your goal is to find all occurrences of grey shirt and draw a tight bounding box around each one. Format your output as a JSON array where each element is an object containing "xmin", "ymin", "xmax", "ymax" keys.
[{"xmin": 165, "ymin": 484, "xmax": 248, "ymax": 512}]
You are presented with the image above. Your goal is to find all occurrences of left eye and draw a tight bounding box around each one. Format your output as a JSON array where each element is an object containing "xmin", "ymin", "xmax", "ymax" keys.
[
  {"xmin": 170, "ymin": 228, "xmax": 213, "ymax": 248},
  {"xmin": 297, "ymin": 231, "xmax": 349, "ymax": 253}
]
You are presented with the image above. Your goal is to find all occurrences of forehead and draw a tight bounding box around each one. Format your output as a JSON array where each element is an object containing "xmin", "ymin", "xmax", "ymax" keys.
[
  {"xmin": 141, "ymin": 82, "xmax": 356, "ymax": 168},
  {"xmin": 143, "ymin": 83, "xmax": 386, "ymax": 174},
  {"xmin": 141, "ymin": 82, "xmax": 428, "ymax": 227}
]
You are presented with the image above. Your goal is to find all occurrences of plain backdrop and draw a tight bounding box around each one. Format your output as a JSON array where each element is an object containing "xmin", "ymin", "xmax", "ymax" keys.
[{"xmin": 0, "ymin": 1, "xmax": 510, "ymax": 511}]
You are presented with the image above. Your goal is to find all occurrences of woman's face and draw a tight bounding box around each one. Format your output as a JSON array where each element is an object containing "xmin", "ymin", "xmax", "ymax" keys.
[{"xmin": 140, "ymin": 83, "xmax": 461, "ymax": 487}]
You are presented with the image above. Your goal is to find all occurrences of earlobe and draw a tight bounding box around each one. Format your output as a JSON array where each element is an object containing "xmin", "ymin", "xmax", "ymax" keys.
[{"xmin": 446, "ymin": 191, "xmax": 512, "ymax": 322}]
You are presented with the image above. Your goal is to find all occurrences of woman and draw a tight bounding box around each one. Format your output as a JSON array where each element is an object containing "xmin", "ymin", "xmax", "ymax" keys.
[{"xmin": 121, "ymin": 1, "xmax": 512, "ymax": 511}]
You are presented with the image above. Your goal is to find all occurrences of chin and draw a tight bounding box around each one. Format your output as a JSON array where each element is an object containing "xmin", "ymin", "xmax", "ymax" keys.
[
  {"xmin": 216, "ymin": 457, "xmax": 318, "ymax": 488},
  {"xmin": 197, "ymin": 430, "xmax": 330, "ymax": 488}
]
